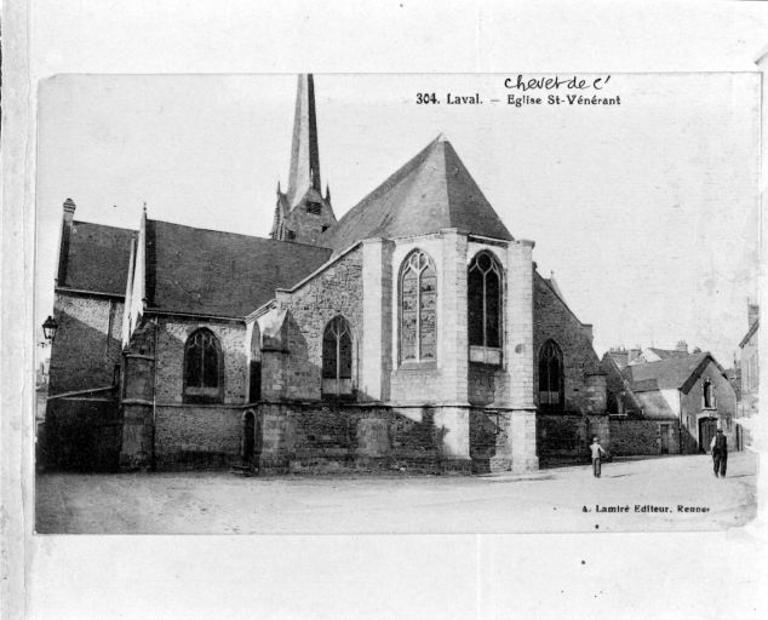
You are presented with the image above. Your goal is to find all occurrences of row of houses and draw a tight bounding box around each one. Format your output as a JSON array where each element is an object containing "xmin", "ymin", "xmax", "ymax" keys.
[{"xmin": 600, "ymin": 304, "xmax": 759, "ymax": 457}]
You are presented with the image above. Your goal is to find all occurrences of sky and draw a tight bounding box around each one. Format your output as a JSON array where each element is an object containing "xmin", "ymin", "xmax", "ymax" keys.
[{"xmin": 36, "ymin": 72, "xmax": 760, "ymax": 366}]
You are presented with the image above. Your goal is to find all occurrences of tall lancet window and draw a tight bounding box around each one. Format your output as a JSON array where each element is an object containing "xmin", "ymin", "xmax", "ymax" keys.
[
  {"xmin": 468, "ymin": 251, "xmax": 503, "ymax": 365},
  {"xmin": 399, "ymin": 249, "xmax": 437, "ymax": 364},
  {"xmin": 322, "ymin": 316, "xmax": 353, "ymax": 398},
  {"xmin": 183, "ymin": 328, "xmax": 223, "ymax": 403},
  {"xmin": 539, "ymin": 340, "xmax": 564, "ymax": 410}
]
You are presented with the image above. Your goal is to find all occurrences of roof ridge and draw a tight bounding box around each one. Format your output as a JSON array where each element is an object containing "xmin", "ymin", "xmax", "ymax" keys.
[
  {"xmin": 72, "ymin": 220, "xmax": 136, "ymax": 233},
  {"xmin": 148, "ymin": 217, "xmax": 332, "ymax": 251},
  {"xmin": 328, "ymin": 137, "xmax": 441, "ymax": 232}
]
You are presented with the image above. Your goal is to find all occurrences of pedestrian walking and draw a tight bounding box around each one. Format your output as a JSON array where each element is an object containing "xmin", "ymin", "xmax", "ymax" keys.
[
  {"xmin": 710, "ymin": 428, "xmax": 728, "ymax": 478},
  {"xmin": 590, "ymin": 436, "xmax": 606, "ymax": 478}
]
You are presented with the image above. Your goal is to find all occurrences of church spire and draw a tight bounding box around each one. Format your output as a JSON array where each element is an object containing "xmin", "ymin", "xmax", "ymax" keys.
[
  {"xmin": 271, "ymin": 74, "xmax": 336, "ymax": 245},
  {"xmin": 286, "ymin": 73, "xmax": 321, "ymax": 209}
]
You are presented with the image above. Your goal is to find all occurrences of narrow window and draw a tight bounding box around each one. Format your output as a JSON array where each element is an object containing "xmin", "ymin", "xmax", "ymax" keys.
[
  {"xmin": 249, "ymin": 323, "xmax": 261, "ymax": 402},
  {"xmin": 399, "ymin": 250, "xmax": 437, "ymax": 364},
  {"xmin": 183, "ymin": 328, "xmax": 223, "ymax": 403},
  {"xmin": 539, "ymin": 339, "xmax": 563, "ymax": 410},
  {"xmin": 468, "ymin": 251, "xmax": 503, "ymax": 364},
  {"xmin": 322, "ymin": 316, "xmax": 353, "ymax": 398},
  {"xmin": 703, "ymin": 379, "xmax": 714, "ymax": 408}
]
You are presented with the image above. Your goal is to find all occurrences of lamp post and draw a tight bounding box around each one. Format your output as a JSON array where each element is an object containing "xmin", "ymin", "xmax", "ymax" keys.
[{"xmin": 42, "ymin": 315, "xmax": 58, "ymax": 343}]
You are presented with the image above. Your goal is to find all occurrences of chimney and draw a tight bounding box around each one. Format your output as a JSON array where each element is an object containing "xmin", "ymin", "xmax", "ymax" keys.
[
  {"xmin": 627, "ymin": 347, "xmax": 641, "ymax": 364},
  {"xmin": 56, "ymin": 198, "xmax": 77, "ymax": 286},
  {"xmin": 675, "ymin": 340, "xmax": 688, "ymax": 353},
  {"xmin": 748, "ymin": 303, "xmax": 759, "ymax": 328}
]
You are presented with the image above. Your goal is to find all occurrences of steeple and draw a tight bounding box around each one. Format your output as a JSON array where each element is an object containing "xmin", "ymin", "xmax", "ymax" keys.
[
  {"xmin": 286, "ymin": 74, "xmax": 321, "ymax": 209},
  {"xmin": 270, "ymin": 74, "xmax": 337, "ymax": 245}
]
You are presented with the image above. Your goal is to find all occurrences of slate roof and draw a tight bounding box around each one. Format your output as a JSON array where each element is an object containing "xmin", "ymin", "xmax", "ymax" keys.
[
  {"xmin": 320, "ymin": 136, "xmax": 513, "ymax": 252},
  {"xmin": 145, "ymin": 219, "xmax": 333, "ymax": 317},
  {"xmin": 60, "ymin": 221, "xmax": 135, "ymax": 295},
  {"xmin": 623, "ymin": 351, "xmax": 712, "ymax": 392},
  {"xmin": 633, "ymin": 390, "xmax": 677, "ymax": 419}
]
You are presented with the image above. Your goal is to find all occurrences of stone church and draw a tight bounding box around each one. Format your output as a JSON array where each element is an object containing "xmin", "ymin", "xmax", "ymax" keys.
[{"xmin": 44, "ymin": 74, "xmax": 608, "ymax": 474}]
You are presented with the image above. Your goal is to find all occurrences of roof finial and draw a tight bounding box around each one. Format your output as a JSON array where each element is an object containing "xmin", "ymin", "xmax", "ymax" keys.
[
  {"xmin": 325, "ymin": 183, "xmax": 331, "ymax": 202},
  {"xmin": 142, "ymin": 201, "xmax": 147, "ymax": 214},
  {"xmin": 435, "ymin": 132, "xmax": 446, "ymax": 143},
  {"xmin": 277, "ymin": 180, "xmax": 282, "ymax": 194}
]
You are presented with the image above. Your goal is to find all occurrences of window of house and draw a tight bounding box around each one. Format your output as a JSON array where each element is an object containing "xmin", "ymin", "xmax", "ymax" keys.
[
  {"xmin": 399, "ymin": 249, "xmax": 437, "ymax": 364},
  {"xmin": 322, "ymin": 315, "xmax": 353, "ymax": 397},
  {"xmin": 286, "ymin": 229, "xmax": 296, "ymax": 241},
  {"xmin": 703, "ymin": 379, "xmax": 715, "ymax": 409},
  {"xmin": 468, "ymin": 251, "xmax": 503, "ymax": 365},
  {"xmin": 539, "ymin": 339, "xmax": 563, "ymax": 410},
  {"xmin": 183, "ymin": 328, "xmax": 223, "ymax": 403}
]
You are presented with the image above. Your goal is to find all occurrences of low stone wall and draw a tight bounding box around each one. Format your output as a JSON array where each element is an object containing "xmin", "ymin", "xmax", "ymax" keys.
[
  {"xmin": 536, "ymin": 413, "xmax": 610, "ymax": 467},
  {"xmin": 609, "ymin": 417, "xmax": 679, "ymax": 456}
]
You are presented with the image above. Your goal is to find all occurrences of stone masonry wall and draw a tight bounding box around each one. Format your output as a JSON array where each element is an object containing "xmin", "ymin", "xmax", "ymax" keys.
[
  {"xmin": 533, "ymin": 273, "xmax": 604, "ymax": 414},
  {"xmin": 259, "ymin": 402, "xmax": 455, "ymax": 473},
  {"xmin": 609, "ymin": 418, "xmax": 681, "ymax": 456},
  {"xmin": 154, "ymin": 404, "xmax": 244, "ymax": 469},
  {"xmin": 154, "ymin": 318, "xmax": 248, "ymax": 404},
  {"xmin": 48, "ymin": 292, "xmax": 123, "ymax": 394},
  {"xmin": 278, "ymin": 247, "xmax": 364, "ymax": 401}
]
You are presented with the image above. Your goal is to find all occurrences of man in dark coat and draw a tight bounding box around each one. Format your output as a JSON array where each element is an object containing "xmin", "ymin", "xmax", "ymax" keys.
[{"xmin": 710, "ymin": 428, "xmax": 728, "ymax": 478}]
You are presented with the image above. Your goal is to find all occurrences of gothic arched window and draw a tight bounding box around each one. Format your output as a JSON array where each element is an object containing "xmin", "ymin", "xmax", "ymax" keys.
[
  {"xmin": 183, "ymin": 328, "xmax": 223, "ymax": 403},
  {"xmin": 399, "ymin": 249, "xmax": 437, "ymax": 364},
  {"xmin": 322, "ymin": 315, "xmax": 354, "ymax": 397},
  {"xmin": 539, "ymin": 339, "xmax": 563, "ymax": 410},
  {"xmin": 468, "ymin": 250, "xmax": 503, "ymax": 365}
]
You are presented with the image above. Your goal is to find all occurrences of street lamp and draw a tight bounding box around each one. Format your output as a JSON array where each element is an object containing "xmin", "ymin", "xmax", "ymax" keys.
[{"xmin": 42, "ymin": 315, "xmax": 58, "ymax": 342}]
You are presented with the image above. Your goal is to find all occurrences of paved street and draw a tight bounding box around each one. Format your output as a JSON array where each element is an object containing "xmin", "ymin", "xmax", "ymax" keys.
[{"xmin": 36, "ymin": 451, "xmax": 758, "ymax": 534}]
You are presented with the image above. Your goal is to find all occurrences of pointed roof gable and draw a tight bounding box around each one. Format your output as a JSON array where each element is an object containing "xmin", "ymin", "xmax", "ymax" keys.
[
  {"xmin": 623, "ymin": 351, "xmax": 723, "ymax": 393},
  {"xmin": 321, "ymin": 136, "xmax": 513, "ymax": 252},
  {"xmin": 60, "ymin": 221, "xmax": 135, "ymax": 295}
]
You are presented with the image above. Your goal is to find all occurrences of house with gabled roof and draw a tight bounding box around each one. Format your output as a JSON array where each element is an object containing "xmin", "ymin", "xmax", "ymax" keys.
[
  {"xmin": 44, "ymin": 74, "xmax": 609, "ymax": 474},
  {"xmin": 603, "ymin": 349, "xmax": 737, "ymax": 455}
]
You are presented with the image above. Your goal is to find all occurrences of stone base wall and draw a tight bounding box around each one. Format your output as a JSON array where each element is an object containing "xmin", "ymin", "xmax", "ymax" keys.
[
  {"xmin": 154, "ymin": 404, "xmax": 244, "ymax": 470},
  {"xmin": 118, "ymin": 400, "xmax": 544, "ymax": 474},
  {"xmin": 259, "ymin": 402, "xmax": 471, "ymax": 474}
]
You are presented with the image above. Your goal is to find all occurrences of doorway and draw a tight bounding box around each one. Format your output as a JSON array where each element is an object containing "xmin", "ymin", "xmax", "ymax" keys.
[
  {"xmin": 659, "ymin": 424, "xmax": 670, "ymax": 454},
  {"xmin": 243, "ymin": 411, "xmax": 255, "ymax": 463},
  {"xmin": 698, "ymin": 417, "xmax": 717, "ymax": 454}
]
